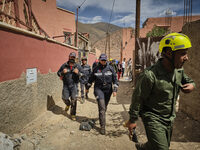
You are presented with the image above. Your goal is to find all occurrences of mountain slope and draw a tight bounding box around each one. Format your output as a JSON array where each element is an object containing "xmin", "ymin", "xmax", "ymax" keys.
[{"xmin": 78, "ymin": 22, "xmax": 121, "ymax": 45}]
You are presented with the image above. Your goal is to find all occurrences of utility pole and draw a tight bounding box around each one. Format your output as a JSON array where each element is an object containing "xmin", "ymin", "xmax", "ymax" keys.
[
  {"xmin": 133, "ymin": 0, "xmax": 141, "ymax": 85},
  {"xmin": 108, "ymin": 33, "xmax": 110, "ymax": 59},
  {"xmin": 105, "ymin": 32, "xmax": 110, "ymax": 58},
  {"xmin": 76, "ymin": 6, "xmax": 80, "ymax": 48},
  {"xmin": 76, "ymin": 0, "xmax": 87, "ymax": 48},
  {"xmin": 120, "ymin": 41, "xmax": 123, "ymax": 63},
  {"xmin": 105, "ymin": 32, "xmax": 108, "ymax": 55}
]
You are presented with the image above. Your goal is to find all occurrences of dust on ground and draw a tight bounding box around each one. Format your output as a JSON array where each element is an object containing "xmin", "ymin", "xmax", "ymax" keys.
[{"xmin": 5, "ymin": 80, "xmax": 200, "ymax": 150}]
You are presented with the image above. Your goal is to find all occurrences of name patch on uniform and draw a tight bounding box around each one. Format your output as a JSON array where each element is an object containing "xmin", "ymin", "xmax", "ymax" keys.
[
  {"xmin": 105, "ymin": 71, "xmax": 112, "ymax": 76},
  {"xmin": 95, "ymin": 72, "xmax": 103, "ymax": 76},
  {"xmin": 83, "ymin": 68, "xmax": 89, "ymax": 71}
]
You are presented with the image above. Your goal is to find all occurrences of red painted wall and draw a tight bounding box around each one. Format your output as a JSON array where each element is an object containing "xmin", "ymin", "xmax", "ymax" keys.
[{"xmin": 0, "ymin": 28, "xmax": 95, "ymax": 82}]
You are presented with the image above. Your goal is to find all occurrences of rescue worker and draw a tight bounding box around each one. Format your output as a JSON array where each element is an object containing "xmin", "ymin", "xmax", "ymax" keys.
[
  {"xmin": 80, "ymin": 56, "xmax": 91, "ymax": 103},
  {"xmin": 57, "ymin": 52, "xmax": 81, "ymax": 121},
  {"xmin": 109, "ymin": 58, "xmax": 118, "ymax": 73},
  {"xmin": 92, "ymin": 59, "xmax": 99, "ymax": 71},
  {"xmin": 86, "ymin": 54, "xmax": 119, "ymax": 135},
  {"xmin": 66, "ymin": 52, "xmax": 83, "ymax": 99},
  {"xmin": 126, "ymin": 33, "xmax": 195, "ymax": 150}
]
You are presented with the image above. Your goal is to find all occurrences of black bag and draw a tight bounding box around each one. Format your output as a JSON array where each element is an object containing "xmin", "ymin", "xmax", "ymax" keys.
[{"xmin": 79, "ymin": 119, "xmax": 96, "ymax": 131}]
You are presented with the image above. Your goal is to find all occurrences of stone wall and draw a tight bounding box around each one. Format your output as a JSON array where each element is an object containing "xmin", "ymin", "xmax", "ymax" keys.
[
  {"xmin": 0, "ymin": 72, "xmax": 62, "ymax": 134},
  {"xmin": 180, "ymin": 20, "xmax": 200, "ymax": 122}
]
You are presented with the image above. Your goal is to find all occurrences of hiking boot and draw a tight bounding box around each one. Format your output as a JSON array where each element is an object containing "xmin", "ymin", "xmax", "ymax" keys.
[
  {"xmin": 85, "ymin": 94, "xmax": 89, "ymax": 99},
  {"xmin": 71, "ymin": 115, "xmax": 76, "ymax": 121},
  {"xmin": 81, "ymin": 97, "xmax": 85, "ymax": 104},
  {"xmin": 135, "ymin": 142, "xmax": 146, "ymax": 150},
  {"xmin": 65, "ymin": 105, "xmax": 70, "ymax": 112},
  {"xmin": 100, "ymin": 127, "xmax": 106, "ymax": 135}
]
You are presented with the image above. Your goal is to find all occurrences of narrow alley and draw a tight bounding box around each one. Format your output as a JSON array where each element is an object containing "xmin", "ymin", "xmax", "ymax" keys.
[{"xmin": 1, "ymin": 80, "xmax": 199, "ymax": 150}]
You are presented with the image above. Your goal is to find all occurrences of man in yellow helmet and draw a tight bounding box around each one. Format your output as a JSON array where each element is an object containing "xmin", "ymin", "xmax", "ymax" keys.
[{"xmin": 126, "ymin": 33, "xmax": 195, "ymax": 150}]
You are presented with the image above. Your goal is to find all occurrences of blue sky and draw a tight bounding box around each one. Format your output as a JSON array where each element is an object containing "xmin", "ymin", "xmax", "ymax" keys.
[{"xmin": 56, "ymin": 0, "xmax": 200, "ymax": 28}]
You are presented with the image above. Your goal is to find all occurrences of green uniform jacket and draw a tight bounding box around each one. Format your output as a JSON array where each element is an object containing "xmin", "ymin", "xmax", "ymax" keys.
[{"xmin": 129, "ymin": 58, "xmax": 195, "ymax": 124}]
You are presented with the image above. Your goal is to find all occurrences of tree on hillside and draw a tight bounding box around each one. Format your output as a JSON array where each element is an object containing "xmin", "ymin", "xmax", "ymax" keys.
[{"xmin": 146, "ymin": 25, "xmax": 169, "ymax": 37}]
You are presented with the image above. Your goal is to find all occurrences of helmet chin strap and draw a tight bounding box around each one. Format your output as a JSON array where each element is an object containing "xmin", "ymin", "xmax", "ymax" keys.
[{"xmin": 163, "ymin": 52, "xmax": 175, "ymax": 69}]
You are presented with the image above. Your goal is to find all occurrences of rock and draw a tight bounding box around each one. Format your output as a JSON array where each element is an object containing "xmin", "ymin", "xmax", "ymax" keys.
[
  {"xmin": 70, "ymin": 131, "xmax": 75, "ymax": 135},
  {"xmin": 109, "ymin": 138, "xmax": 113, "ymax": 141},
  {"xmin": 0, "ymin": 132, "xmax": 14, "ymax": 150},
  {"xmin": 31, "ymin": 138, "xmax": 40, "ymax": 146},
  {"xmin": 21, "ymin": 134, "xmax": 27, "ymax": 140},
  {"xmin": 19, "ymin": 141, "xmax": 34, "ymax": 150},
  {"xmin": 12, "ymin": 134, "xmax": 21, "ymax": 140},
  {"xmin": 41, "ymin": 135, "xmax": 45, "ymax": 139},
  {"xmin": 43, "ymin": 131, "xmax": 47, "ymax": 133}
]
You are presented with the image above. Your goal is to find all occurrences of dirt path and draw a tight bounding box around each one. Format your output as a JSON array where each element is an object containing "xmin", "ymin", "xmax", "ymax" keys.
[{"xmin": 16, "ymin": 80, "xmax": 200, "ymax": 150}]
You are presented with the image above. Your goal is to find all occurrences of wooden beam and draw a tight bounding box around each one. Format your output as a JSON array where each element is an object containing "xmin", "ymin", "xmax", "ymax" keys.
[
  {"xmin": 0, "ymin": 10, "xmax": 32, "ymax": 29},
  {"xmin": 13, "ymin": 0, "xmax": 19, "ymax": 27},
  {"xmin": 27, "ymin": 0, "xmax": 32, "ymax": 29},
  {"xmin": 0, "ymin": 0, "xmax": 13, "ymax": 5}
]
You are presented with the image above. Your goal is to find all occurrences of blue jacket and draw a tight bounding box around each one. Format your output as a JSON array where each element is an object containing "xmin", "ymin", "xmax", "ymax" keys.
[
  {"xmin": 57, "ymin": 61, "xmax": 80, "ymax": 87},
  {"xmin": 80, "ymin": 64, "xmax": 91, "ymax": 84},
  {"xmin": 87, "ymin": 63, "xmax": 118, "ymax": 92}
]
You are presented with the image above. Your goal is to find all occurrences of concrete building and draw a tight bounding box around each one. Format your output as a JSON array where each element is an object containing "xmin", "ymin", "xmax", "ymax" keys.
[
  {"xmin": 93, "ymin": 28, "xmax": 134, "ymax": 62},
  {"xmin": 122, "ymin": 28, "xmax": 135, "ymax": 63},
  {"xmin": 140, "ymin": 15, "xmax": 200, "ymax": 37},
  {"xmin": 121, "ymin": 15, "xmax": 200, "ymax": 63}
]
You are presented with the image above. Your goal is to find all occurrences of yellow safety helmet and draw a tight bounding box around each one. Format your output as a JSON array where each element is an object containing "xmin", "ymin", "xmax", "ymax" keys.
[
  {"xmin": 109, "ymin": 58, "xmax": 113, "ymax": 61},
  {"xmin": 81, "ymin": 56, "xmax": 87, "ymax": 60},
  {"xmin": 159, "ymin": 33, "xmax": 192, "ymax": 53}
]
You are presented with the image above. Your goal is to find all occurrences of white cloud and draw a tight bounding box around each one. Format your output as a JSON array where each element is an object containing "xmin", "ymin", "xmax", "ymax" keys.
[
  {"xmin": 159, "ymin": 9, "xmax": 177, "ymax": 17},
  {"xmin": 56, "ymin": 0, "xmax": 185, "ymax": 27},
  {"xmin": 57, "ymin": 0, "xmax": 135, "ymax": 13},
  {"xmin": 79, "ymin": 16, "xmax": 103, "ymax": 24},
  {"xmin": 111, "ymin": 13, "xmax": 135, "ymax": 27}
]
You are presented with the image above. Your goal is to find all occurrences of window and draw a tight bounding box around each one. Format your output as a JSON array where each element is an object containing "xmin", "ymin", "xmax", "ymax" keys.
[{"xmin": 63, "ymin": 32, "xmax": 72, "ymax": 45}]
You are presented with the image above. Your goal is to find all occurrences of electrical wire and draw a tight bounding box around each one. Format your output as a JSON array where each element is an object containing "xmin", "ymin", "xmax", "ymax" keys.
[
  {"xmin": 79, "ymin": 0, "xmax": 87, "ymax": 8},
  {"xmin": 106, "ymin": 0, "xmax": 116, "ymax": 33},
  {"xmin": 105, "ymin": 0, "xmax": 116, "ymax": 53}
]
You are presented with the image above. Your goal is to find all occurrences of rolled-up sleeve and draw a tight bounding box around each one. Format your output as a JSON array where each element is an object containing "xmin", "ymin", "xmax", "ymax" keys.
[{"xmin": 181, "ymin": 70, "xmax": 195, "ymax": 87}]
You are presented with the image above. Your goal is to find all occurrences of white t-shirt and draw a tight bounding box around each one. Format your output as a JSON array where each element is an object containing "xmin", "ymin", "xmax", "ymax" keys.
[{"xmin": 122, "ymin": 61, "xmax": 125, "ymax": 68}]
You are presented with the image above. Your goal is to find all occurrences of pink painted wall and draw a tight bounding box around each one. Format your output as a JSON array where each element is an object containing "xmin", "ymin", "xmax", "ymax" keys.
[
  {"xmin": 18, "ymin": 0, "xmax": 75, "ymax": 42},
  {"xmin": 88, "ymin": 53, "xmax": 96, "ymax": 66},
  {"xmin": 122, "ymin": 28, "xmax": 135, "ymax": 62}
]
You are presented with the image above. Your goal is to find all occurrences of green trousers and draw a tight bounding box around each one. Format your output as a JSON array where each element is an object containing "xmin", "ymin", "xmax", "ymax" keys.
[{"xmin": 142, "ymin": 118, "xmax": 173, "ymax": 150}]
